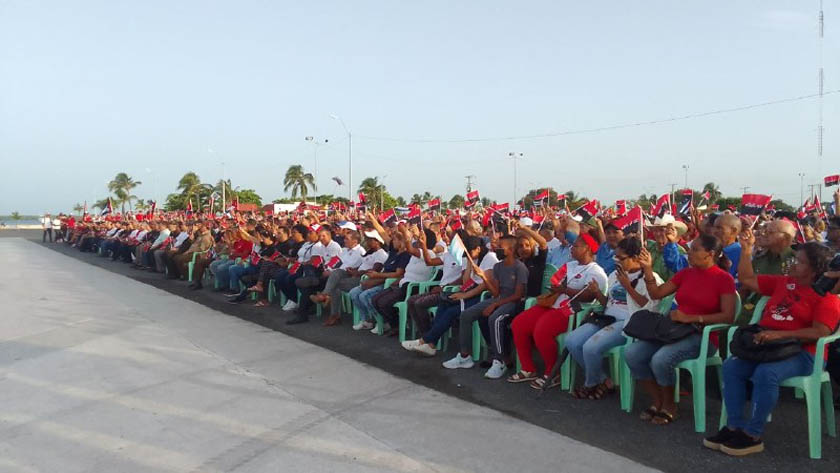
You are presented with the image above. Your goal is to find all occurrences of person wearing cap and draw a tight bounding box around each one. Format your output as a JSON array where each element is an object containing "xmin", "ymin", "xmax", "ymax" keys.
[
  {"xmin": 350, "ymin": 230, "xmax": 411, "ymax": 332},
  {"xmin": 307, "ymin": 230, "xmax": 367, "ymax": 326},
  {"xmin": 546, "ymin": 214, "xmax": 579, "ymax": 268},
  {"xmin": 508, "ymin": 233, "xmax": 607, "ymax": 387},
  {"xmin": 594, "ymin": 218, "xmax": 624, "ymax": 275}
]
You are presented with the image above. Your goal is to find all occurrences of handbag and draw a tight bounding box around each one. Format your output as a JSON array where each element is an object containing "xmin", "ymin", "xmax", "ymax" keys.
[
  {"xmin": 583, "ymin": 312, "xmax": 617, "ymax": 329},
  {"xmin": 623, "ymin": 310, "xmax": 699, "ymax": 344},
  {"xmin": 729, "ymin": 325, "xmax": 802, "ymax": 362}
]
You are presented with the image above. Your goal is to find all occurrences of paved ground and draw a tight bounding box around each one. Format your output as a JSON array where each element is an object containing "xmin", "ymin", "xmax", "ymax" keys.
[
  {"xmin": 6, "ymin": 230, "xmax": 839, "ymax": 472},
  {"xmin": 0, "ymin": 236, "xmax": 656, "ymax": 473}
]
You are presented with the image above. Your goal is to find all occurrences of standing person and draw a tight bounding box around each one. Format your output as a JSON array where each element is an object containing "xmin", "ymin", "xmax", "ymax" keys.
[
  {"xmin": 705, "ymin": 232, "xmax": 840, "ymax": 456},
  {"xmin": 41, "ymin": 213, "xmax": 53, "ymax": 242},
  {"xmin": 625, "ymin": 234, "xmax": 736, "ymax": 425}
]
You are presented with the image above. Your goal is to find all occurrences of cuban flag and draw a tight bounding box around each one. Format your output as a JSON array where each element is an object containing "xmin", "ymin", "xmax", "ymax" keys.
[
  {"xmin": 100, "ymin": 197, "xmax": 113, "ymax": 216},
  {"xmin": 677, "ymin": 189, "xmax": 693, "ymax": 218}
]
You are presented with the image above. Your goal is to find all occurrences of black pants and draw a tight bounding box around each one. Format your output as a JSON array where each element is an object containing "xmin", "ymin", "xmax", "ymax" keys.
[
  {"xmin": 43, "ymin": 228, "xmax": 52, "ymax": 242},
  {"xmin": 372, "ymin": 285, "xmax": 408, "ymax": 326},
  {"xmin": 827, "ymin": 340, "xmax": 840, "ymax": 389}
]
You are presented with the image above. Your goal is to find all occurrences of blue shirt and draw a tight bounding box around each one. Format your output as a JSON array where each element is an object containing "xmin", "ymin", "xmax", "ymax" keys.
[
  {"xmin": 595, "ymin": 244, "xmax": 616, "ymax": 275},
  {"xmin": 547, "ymin": 243, "xmax": 571, "ymax": 268},
  {"xmin": 723, "ymin": 242, "xmax": 741, "ymax": 280},
  {"xmin": 663, "ymin": 242, "xmax": 689, "ymax": 274}
]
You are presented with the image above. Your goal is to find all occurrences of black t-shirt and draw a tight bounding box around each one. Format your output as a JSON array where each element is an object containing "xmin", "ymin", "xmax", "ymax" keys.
[
  {"xmin": 383, "ymin": 250, "xmax": 411, "ymax": 272},
  {"xmin": 523, "ymin": 249, "xmax": 548, "ymax": 297}
]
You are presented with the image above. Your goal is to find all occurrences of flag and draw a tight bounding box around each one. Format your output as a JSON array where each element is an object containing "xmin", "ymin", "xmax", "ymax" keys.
[
  {"xmin": 677, "ymin": 189, "xmax": 693, "ymax": 218},
  {"xmin": 700, "ymin": 191, "xmax": 711, "ymax": 201},
  {"xmin": 186, "ymin": 198, "xmax": 194, "ymax": 216},
  {"xmin": 325, "ymin": 256, "xmax": 342, "ymax": 270},
  {"xmin": 147, "ymin": 200, "xmax": 156, "ymax": 219},
  {"xmin": 466, "ymin": 190, "xmax": 480, "ymax": 205},
  {"xmin": 378, "ymin": 208, "xmax": 397, "ymax": 225},
  {"xmin": 448, "ymin": 216, "xmax": 463, "ymax": 231},
  {"xmin": 575, "ymin": 199, "xmax": 600, "ymax": 220},
  {"xmin": 740, "ymin": 194, "xmax": 772, "ymax": 216},
  {"xmin": 357, "ymin": 193, "xmax": 367, "ymax": 212},
  {"xmin": 534, "ymin": 189, "xmax": 549, "ymax": 206},
  {"xmin": 549, "ymin": 264, "xmax": 568, "ymax": 287},
  {"xmin": 427, "ymin": 197, "xmax": 441, "ymax": 211},
  {"xmin": 615, "ymin": 200, "xmax": 627, "ymax": 216},
  {"xmin": 82, "ymin": 201, "xmax": 88, "ymax": 216},
  {"xmin": 406, "ymin": 207, "xmax": 422, "ymax": 225},
  {"xmin": 710, "ymin": 204, "xmax": 720, "ymax": 211},
  {"xmin": 100, "ymin": 197, "xmax": 113, "ymax": 216},
  {"xmin": 612, "ymin": 205, "xmax": 644, "ymax": 234},
  {"xmin": 825, "ymin": 175, "xmax": 840, "ymax": 187},
  {"xmin": 491, "ymin": 202, "xmax": 510, "ymax": 213},
  {"xmin": 332, "ymin": 176, "xmax": 344, "ymax": 186},
  {"xmin": 650, "ymin": 194, "xmax": 671, "ymax": 219},
  {"xmin": 448, "ymin": 234, "xmax": 467, "ymax": 263}
]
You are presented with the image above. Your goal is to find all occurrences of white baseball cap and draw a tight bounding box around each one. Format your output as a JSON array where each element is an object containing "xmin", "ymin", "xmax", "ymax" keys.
[
  {"xmin": 364, "ymin": 229, "xmax": 385, "ymax": 244},
  {"xmin": 338, "ymin": 221, "xmax": 358, "ymax": 231},
  {"xmin": 519, "ymin": 217, "xmax": 534, "ymax": 227}
]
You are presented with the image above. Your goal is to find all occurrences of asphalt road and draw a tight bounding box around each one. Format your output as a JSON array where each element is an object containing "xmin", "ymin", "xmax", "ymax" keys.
[{"xmin": 9, "ymin": 230, "xmax": 839, "ymax": 472}]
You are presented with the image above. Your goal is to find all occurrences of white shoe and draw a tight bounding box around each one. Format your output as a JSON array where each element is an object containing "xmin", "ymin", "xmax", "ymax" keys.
[
  {"xmin": 413, "ymin": 343, "xmax": 437, "ymax": 357},
  {"xmin": 442, "ymin": 353, "xmax": 474, "ymax": 369},
  {"xmin": 484, "ymin": 359, "xmax": 507, "ymax": 379},
  {"xmin": 282, "ymin": 300, "xmax": 298, "ymax": 311},
  {"xmin": 401, "ymin": 339, "xmax": 421, "ymax": 351},
  {"xmin": 371, "ymin": 322, "xmax": 391, "ymax": 335},
  {"xmin": 353, "ymin": 321, "xmax": 374, "ymax": 331}
]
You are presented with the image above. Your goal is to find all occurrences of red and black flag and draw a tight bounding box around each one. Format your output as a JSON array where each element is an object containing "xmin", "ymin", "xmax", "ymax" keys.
[
  {"xmin": 406, "ymin": 207, "xmax": 422, "ymax": 225},
  {"xmin": 427, "ymin": 197, "xmax": 441, "ymax": 211},
  {"xmin": 533, "ymin": 189, "xmax": 550, "ymax": 206},
  {"xmin": 740, "ymin": 193, "xmax": 773, "ymax": 216},
  {"xmin": 615, "ymin": 200, "xmax": 627, "ymax": 216},
  {"xmin": 147, "ymin": 200, "xmax": 156, "ymax": 219},
  {"xmin": 448, "ymin": 216, "xmax": 463, "ymax": 231},
  {"xmin": 650, "ymin": 193, "xmax": 671, "ymax": 219},
  {"xmin": 185, "ymin": 198, "xmax": 193, "ymax": 216},
  {"xmin": 700, "ymin": 191, "xmax": 711, "ymax": 202},
  {"xmin": 575, "ymin": 199, "xmax": 600, "ymax": 221},
  {"xmin": 825, "ymin": 175, "xmax": 840, "ymax": 187},
  {"xmin": 378, "ymin": 208, "xmax": 396, "ymax": 225},
  {"xmin": 491, "ymin": 202, "xmax": 510, "ymax": 214},
  {"xmin": 357, "ymin": 193, "xmax": 367, "ymax": 212},
  {"xmin": 465, "ymin": 189, "xmax": 480, "ymax": 208},
  {"xmin": 677, "ymin": 189, "xmax": 693, "ymax": 218},
  {"xmin": 612, "ymin": 205, "xmax": 644, "ymax": 234}
]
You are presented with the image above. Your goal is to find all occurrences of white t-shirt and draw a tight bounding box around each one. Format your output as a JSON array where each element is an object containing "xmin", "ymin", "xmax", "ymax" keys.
[
  {"xmin": 359, "ymin": 248, "xmax": 389, "ymax": 271},
  {"xmin": 173, "ymin": 232, "xmax": 190, "ymax": 248},
  {"xmin": 298, "ymin": 241, "xmax": 316, "ymax": 262},
  {"xmin": 52, "ymin": 218, "xmax": 61, "ymax": 227},
  {"xmin": 41, "ymin": 217, "xmax": 52, "ymax": 229},
  {"xmin": 336, "ymin": 244, "xmax": 365, "ymax": 269},
  {"xmin": 553, "ymin": 261, "xmax": 609, "ymax": 309},
  {"xmin": 313, "ymin": 240, "xmax": 342, "ymax": 262},
  {"xmin": 471, "ymin": 251, "xmax": 500, "ymax": 285},
  {"xmin": 399, "ymin": 249, "xmax": 436, "ymax": 287},
  {"xmin": 438, "ymin": 250, "xmax": 464, "ymax": 286},
  {"xmin": 603, "ymin": 270, "xmax": 662, "ymax": 321}
]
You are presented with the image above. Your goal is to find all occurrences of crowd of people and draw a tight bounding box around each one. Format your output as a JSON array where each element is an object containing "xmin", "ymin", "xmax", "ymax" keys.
[{"xmin": 50, "ymin": 188, "xmax": 840, "ymax": 459}]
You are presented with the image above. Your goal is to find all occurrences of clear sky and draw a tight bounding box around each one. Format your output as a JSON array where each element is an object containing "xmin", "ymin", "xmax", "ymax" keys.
[{"xmin": 1, "ymin": 1, "xmax": 838, "ymax": 214}]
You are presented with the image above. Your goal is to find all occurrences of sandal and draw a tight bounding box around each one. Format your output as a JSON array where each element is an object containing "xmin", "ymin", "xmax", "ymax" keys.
[
  {"xmin": 506, "ymin": 371, "xmax": 537, "ymax": 383},
  {"xmin": 529, "ymin": 375, "xmax": 561, "ymax": 390},
  {"xmin": 639, "ymin": 406, "xmax": 659, "ymax": 421},
  {"xmin": 572, "ymin": 386, "xmax": 595, "ymax": 399},
  {"xmin": 651, "ymin": 410, "xmax": 676, "ymax": 425},
  {"xmin": 254, "ymin": 300, "xmax": 269, "ymax": 307},
  {"xmin": 587, "ymin": 381, "xmax": 616, "ymax": 400}
]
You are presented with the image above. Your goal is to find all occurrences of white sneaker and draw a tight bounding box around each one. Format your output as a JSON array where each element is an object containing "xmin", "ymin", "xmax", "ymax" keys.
[
  {"xmin": 353, "ymin": 321, "xmax": 374, "ymax": 331},
  {"xmin": 282, "ymin": 300, "xmax": 298, "ymax": 311},
  {"xmin": 413, "ymin": 343, "xmax": 437, "ymax": 357},
  {"xmin": 401, "ymin": 339, "xmax": 421, "ymax": 351},
  {"xmin": 484, "ymin": 359, "xmax": 507, "ymax": 379},
  {"xmin": 371, "ymin": 322, "xmax": 391, "ymax": 335},
  {"xmin": 442, "ymin": 353, "xmax": 474, "ymax": 369}
]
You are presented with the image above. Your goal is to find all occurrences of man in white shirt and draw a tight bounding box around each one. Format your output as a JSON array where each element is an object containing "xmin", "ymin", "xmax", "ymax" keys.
[
  {"xmin": 312, "ymin": 230, "xmax": 377, "ymax": 327},
  {"xmin": 41, "ymin": 213, "xmax": 53, "ymax": 242}
]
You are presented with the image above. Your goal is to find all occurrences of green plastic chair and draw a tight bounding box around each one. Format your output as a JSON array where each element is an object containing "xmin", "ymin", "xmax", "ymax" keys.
[
  {"xmin": 187, "ymin": 249, "xmax": 210, "ymax": 282},
  {"xmin": 425, "ymin": 285, "xmax": 459, "ymax": 351},
  {"xmin": 669, "ymin": 292, "xmax": 741, "ymax": 433},
  {"xmin": 393, "ymin": 268, "xmax": 441, "ymax": 342},
  {"xmin": 717, "ymin": 297, "xmax": 838, "ymax": 458}
]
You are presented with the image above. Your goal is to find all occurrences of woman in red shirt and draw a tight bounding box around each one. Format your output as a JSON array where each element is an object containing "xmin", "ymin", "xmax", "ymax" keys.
[
  {"xmin": 625, "ymin": 234, "xmax": 737, "ymax": 425},
  {"xmin": 704, "ymin": 232, "xmax": 840, "ymax": 457}
]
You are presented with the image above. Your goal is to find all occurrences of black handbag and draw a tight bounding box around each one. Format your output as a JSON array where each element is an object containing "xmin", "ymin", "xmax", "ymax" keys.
[
  {"xmin": 623, "ymin": 310, "xmax": 699, "ymax": 344},
  {"xmin": 583, "ymin": 312, "xmax": 617, "ymax": 329},
  {"xmin": 729, "ymin": 325, "xmax": 802, "ymax": 362}
]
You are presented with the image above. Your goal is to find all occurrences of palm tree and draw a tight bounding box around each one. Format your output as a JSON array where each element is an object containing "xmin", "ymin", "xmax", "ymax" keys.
[
  {"xmin": 214, "ymin": 179, "xmax": 237, "ymax": 207},
  {"xmin": 702, "ymin": 182, "xmax": 722, "ymax": 202},
  {"xmin": 73, "ymin": 203, "xmax": 84, "ymax": 216},
  {"xmin": 108, "ymin": 172, "xmax": 142, "ymax": 213},
  {"xmin": 10, "ymin": 211, "xmax": 21, "ymax": 220},
  {"xmin": 410, "ymin": 193, "xmax": 425, "ymax": 205},
  {"xmin": 284, "ymin": 165, "xmax": 316, "ymax": 201},
  {"xmin": 93, "ymin": 198, "xmax": 111, "ymax": 211},
  {"xmin": 448, "ymin": 194, "xmax": 465, "ymax": 209},
  {"xmin": 177, "ymin": 172, "xmax": 203, "ymax": 202},
  {"xmin": 358, "ymin": 177, "xmax": 385, "ymax": 210}
]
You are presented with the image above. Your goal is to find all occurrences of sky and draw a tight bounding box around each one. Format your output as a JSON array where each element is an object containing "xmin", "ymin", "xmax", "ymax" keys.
[{"xmin": 1, "ymin": 1, "xmax": 838, "ymax": 214}]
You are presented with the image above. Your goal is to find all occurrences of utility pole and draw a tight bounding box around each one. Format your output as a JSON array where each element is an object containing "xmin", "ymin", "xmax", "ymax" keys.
[
  {"xmin": 741, "ymin": 186, "xmax": 751, "ymax": 195},
  {"xmin": 799, "ymin": 173, "xmax": 806, "ymax": 206},
  {"xmin": 508, "ymin": 152, "xmax": 524, "ymax": 206},
  {"xmin": 464, "ymin": 175, "xmax": 476, "ymax": 194},
  {"xmin": 669, "ymin": 183, "xmax": 677, "ymax": 206},
  {"xmin": 682, "ymin": 164, "xmax": 689, "ymax": 189}
]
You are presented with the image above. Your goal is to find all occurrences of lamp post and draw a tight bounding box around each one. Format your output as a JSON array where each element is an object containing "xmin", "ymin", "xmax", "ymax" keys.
[
  {"xmin": 330, "ymin": 114, "xmax": 352, "ymax": 200},
  {"xmin": 305, "ymin": 136, "xmax": 328, "ymax": 204},
  {"xmin": 682, "ymin": 164, "xmax": 689, "ymax": 189},
  {"xmin": 798, "ymin": 173, "xmax": 805, "ymax": 206},
  {"xmin": 508, "ymin": 152, "xmax": 524, "ymax": 206}
]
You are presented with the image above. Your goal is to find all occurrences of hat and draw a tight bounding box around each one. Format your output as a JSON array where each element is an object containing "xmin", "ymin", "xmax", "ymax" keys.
[
  {"xmin": 364, "ymin": 229, "xmax": 385, "ymax": 244},
  {"xmin": 519, "ymin": 217, "xmax": 534, "ymax": 227},
  {"xmin": 648, "ymin": 214, "xmax": 688, "ymax": 236},
  {"xmin": 338, "ymin": 221, "xmax": 357, "ymax": 231},
  {"xmin": 578, "ymin": 233, "xmax": 600, "ymax": 254}
]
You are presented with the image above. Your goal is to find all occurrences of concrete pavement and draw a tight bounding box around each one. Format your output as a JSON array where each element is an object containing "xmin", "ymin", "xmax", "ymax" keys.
[{"xmin": 0, "ymin": 237, "xmax": 658, "ymax": 473}]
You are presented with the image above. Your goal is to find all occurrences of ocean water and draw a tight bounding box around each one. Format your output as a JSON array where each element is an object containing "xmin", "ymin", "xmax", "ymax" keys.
[{"xmin": 0, "ymin": 219, "xmax": 42, "ymax": 226}]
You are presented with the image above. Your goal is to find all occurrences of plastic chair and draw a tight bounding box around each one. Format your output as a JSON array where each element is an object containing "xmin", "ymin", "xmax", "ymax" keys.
[
  {"xmin": 187, "ymin": 250, "xmax": 210, "ymax": 282},
  {"xmin": 670, "ymin": 293, "xmax": 741, "ymax": 433},
  {"xmin": 393, "ymin": 268, "xmax": 441, "ymax": 342}
]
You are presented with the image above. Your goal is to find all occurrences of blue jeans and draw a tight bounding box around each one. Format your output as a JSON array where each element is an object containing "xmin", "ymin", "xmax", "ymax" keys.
[
  {"xmin": 211, "ymin": 260, "xmax": 236, "ymax": 288},
  {"xmin": 350, "ymin": 285, "xmax": 384, "ymax": 322},
  {"xmin": 229, "ymin": 264, "xmax": 258, "ymax": 291},
  {"xmin": 422, "ymin": 296, "xmax": 480, "ymax": 344},
  {"xmin": 723, "ymin": 351, "xmax": 816, "ymax": 436},
  {"xmin": 624, "ymin": 334, "xmax": 703, "ymax": 386},
  {"xmin": 565, "ymin": 320, "xmax": 627, "ymax": 387}
]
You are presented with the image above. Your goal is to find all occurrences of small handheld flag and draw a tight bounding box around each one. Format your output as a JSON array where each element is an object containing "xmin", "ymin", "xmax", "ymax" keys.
[{"xmin": 825, "ymin": 175, "xmax": 840, "ymax": 187}]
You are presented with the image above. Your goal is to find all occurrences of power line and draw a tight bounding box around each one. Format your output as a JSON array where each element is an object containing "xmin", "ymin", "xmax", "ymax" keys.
[{"xmin": 355, "ymin": 89, "xmax": 840, "ymax": 144}]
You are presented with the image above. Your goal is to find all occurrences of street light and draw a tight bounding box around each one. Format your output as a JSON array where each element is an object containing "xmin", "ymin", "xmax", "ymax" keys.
[
  {"xmin": 305, "ymin": 136, "xmax": 328, "ymax": 204},
  {"xmin": 330, "ymin": 114, "xmax": 352, "ymax": 200},
  {"xmin": 508, "ymin": 152, "xmax": 524, "ymax": 206},
  {"xmin": 798, "ymin": 172, "xmax": 806, "ymax": 206},
  {"xmin": 376, "ymin": 175, "xmax": 388, "ymax": 211},
  {"xmin": 682, "ymin": 164, "xmax": 689, "ymax": 189}
]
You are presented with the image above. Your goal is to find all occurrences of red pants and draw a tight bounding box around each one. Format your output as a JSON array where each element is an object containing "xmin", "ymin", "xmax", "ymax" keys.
[{"xmin": 511, "ymin": 305, "xmax": 572, "ymax": 376}]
